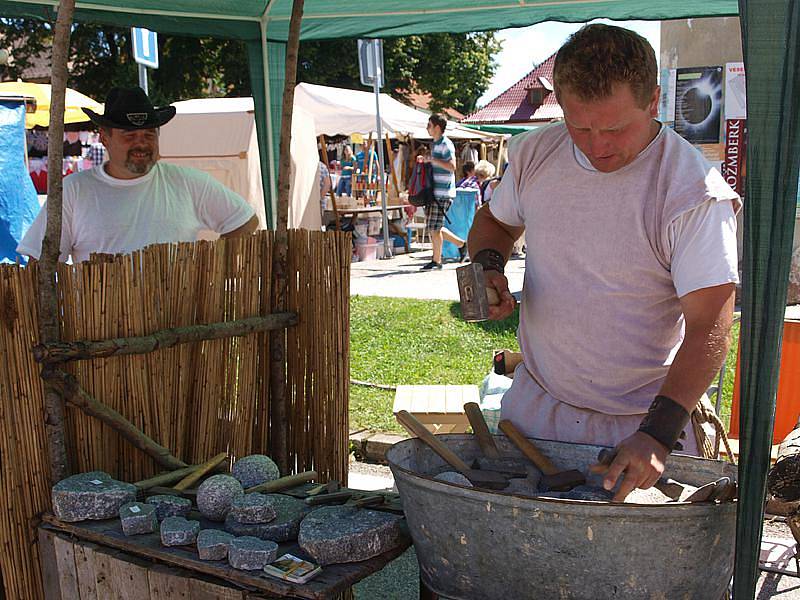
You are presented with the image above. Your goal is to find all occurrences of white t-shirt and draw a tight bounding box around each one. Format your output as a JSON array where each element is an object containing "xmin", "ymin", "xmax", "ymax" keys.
[
  {"xmin": 490, "ymin": 122, "xmax": 740, "ymax": 419},
  {"xmin": 18, "ymin": 162, "xmax": 255, "ymax": 263},
  {"xmin": 571, "ymin": 141, "xmax": 740, "ymax": 298}
]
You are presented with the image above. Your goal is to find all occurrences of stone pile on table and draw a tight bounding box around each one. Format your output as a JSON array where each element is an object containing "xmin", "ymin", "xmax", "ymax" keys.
[{"xmin": 51, "ymin": 456, "xmax": 407, "ymax": 575}]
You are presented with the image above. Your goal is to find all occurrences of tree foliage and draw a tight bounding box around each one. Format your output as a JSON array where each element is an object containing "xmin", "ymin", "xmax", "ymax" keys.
[
  {"xmin": 1, "ymin": 19, "xmax": 499, "ymax": 114},
  {"xmin": 298, "ymin": 32, "xmax": 501, "ymax": 114}
]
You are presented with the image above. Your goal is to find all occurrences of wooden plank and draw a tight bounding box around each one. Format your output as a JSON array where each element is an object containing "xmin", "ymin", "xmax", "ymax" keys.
[
  {"xmin": 188, "ymin": 577, "xmax": 244, "ymax": 599},
  {"xmin": 41, "ymin": 516, "xmax": 411, "ymax": 600},
  {"xmin": 392, "ymin": 385, "xmax": 413, "ymax": 414},
  {"xmin": 91, "ymin": 546, "xmax": 119, "ymax": 600},
  {"xmin": 52, "ymin": 535, "xmax": 81, "ymax": 600},
  {"xmin": 409, "ymin": 386, "xmax": 430, "ymax": 416},
  {"xmin": 148, "ymin": 564, "xmax": 190, "ymax": 600},
  {"xmin": 108, "ymin": 551, "xmax": 151, "ymax": 600},
  {"xmin": 427, "ymin": 386, "xmax": 446, "ymax": 416},
  {"xmin": 73, "ymin": 541, "xmax": 99, "ymax": 600},
  {"xmin": 38, "ymin": 527, "xmax": 64, "ymax": 600}
]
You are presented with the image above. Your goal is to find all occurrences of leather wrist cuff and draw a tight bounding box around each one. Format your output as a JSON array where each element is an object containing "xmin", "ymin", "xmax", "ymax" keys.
[
  {"xmin": 637, "ymin": 395, "xmax": 691, "ymax": 452},
  {"xmin": 472, "ymin": 249, "xmax": 506, "ymax": 275}
]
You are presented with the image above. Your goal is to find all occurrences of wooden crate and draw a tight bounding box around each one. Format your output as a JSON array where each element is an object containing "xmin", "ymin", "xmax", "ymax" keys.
[{"xmin": 392, "ymin": 385, "xmax": 476, "ymax": 434}]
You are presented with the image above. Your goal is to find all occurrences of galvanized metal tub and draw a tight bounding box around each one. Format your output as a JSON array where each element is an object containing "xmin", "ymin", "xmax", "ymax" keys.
[{"xmin": 387, "ymin": 434, "xmax": 736, "ymax": 600}]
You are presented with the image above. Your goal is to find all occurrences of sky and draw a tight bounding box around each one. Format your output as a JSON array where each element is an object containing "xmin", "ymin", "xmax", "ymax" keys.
[{"xmin": 477, "ymin": 20, "xmax": 661, "ymax": 108}]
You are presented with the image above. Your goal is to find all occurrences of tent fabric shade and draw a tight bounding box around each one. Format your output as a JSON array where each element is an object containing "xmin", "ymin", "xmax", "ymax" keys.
[
  {"xmin": 0, "ymin": 1, "xmax": 740, "ymax": 40},
  {"xmin": 0, "ymin": 82, "xmax": 102, "ymax": 128}
]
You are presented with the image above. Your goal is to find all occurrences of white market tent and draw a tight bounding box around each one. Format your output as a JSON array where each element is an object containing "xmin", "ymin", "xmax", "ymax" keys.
[
  {"xmin": 158, "ymin": 96, "xmax": 322, "ymax": 232},
  {"xmin": 157, "ymin": 85, "xmax": 495, "ymax": 234},
  {"xmin": 294, "ymin": 82, "xmax": 496, "ymax": 140}
]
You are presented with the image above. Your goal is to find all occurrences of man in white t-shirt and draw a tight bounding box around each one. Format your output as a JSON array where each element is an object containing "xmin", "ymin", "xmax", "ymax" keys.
[
  {"xmin": 468, "ymin": 24, "xmax": 740, "ymax": 501},
  {"xmin": 18, "ymin": 87, "xmax": 258, "ymax": 263}
]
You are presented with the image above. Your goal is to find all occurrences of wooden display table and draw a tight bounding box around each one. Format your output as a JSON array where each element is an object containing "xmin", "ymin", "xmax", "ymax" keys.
[{"xmin": 39, "ymin": 486, "xmax": 411, "ymax": 600}]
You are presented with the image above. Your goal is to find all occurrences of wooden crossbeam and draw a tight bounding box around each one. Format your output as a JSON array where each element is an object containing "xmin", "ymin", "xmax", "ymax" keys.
[{"xmin": 32, "ymin": 313, "xmax": 297, "ymax": 364}]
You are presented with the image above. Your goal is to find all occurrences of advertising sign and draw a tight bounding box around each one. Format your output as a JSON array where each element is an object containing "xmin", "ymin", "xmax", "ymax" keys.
[
  {"xmin": 725, "ymin": 62, "xmax": 747, "ymax": 119},
  {"xmin": 674, "ymin": 66, "xmax": 723, "ymax": 144},
  {"xmin": 724, "ymin": 118, "xmax": 746, "ymax": 197}
]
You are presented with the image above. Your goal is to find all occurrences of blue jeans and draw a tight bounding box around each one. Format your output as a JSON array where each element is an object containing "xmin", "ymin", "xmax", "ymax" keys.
[{"xmin": 336, "ymin": 177, "xmax": 352, "ymax": 195}]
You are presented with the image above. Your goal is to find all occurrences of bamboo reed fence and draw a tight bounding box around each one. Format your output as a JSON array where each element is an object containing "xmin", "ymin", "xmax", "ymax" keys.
[{"xmin": 0, "ymin": 229, "xmax": 350, "ymax": 599}]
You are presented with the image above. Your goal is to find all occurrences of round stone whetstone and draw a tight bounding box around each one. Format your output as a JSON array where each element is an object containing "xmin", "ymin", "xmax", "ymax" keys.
[
  {"xmin": 298, "ymin": 505, "xmax": 404, "ymax": 565},
  {"xmin": 228, "ymin": 536, "xmax": 279, "ymax": 570},
  {"xmin": 160, "ymin": 516, "xmax": 200, "ymax": 547},
  {"xmin": 224, "ymin": 494, "xmax": 310, "ymax": 542},
  {"xmin": 119, "ymin": 502, "xmax": 157, "ymax": 536},
  {"xmin": 196, "ymin": 474, "xmax": 244, "ymax": 521},
  {"xmin": 145, "ymin": 494, "xmax": 192, "ymax": 521},
  {"xmin": 231, "ymin": 455, "xmax": 280, "ymax": 489},
  {"xmin": 229, "ymin": 493, "xmax": 277, "ymax": 524},
  {"xmin": 197, "ymin": 529, "xmax": 235, "ymax": 561},
  {"xmin": 52, "ymin": 471, "xmax": 137, "ymax": 522}
]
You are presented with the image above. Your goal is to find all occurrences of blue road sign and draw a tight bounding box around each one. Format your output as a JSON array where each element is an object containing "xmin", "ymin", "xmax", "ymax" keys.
[{"xmin": 132, "ymin": 27, "xmax": 159, "ymax": 69}]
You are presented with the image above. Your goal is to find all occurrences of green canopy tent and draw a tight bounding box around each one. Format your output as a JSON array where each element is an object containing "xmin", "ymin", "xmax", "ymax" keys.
[{"xmin": 1, "ymin": 1, "xmax": 797, "ymax": 598}]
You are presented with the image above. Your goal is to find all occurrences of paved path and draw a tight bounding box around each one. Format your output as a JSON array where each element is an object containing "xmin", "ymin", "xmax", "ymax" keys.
[{"xmin": 350, "ymin": 247, "xmax": 526, "ymax": 300}]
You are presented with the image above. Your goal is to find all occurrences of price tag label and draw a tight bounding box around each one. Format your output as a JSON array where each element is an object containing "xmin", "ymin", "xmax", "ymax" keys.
[{"xmin": 129, "ymin": 505, "xmax": 141, "ymax": 514}]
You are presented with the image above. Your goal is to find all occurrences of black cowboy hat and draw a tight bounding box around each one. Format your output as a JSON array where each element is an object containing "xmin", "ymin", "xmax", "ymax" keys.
[{"xmin": 82, "ymin": 86, "xmax": 176, "ymax": 130}]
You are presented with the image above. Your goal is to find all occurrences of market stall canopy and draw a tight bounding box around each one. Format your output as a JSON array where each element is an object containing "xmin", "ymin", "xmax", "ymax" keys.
[
  {"xmin": 0, "ymin": 81, "xmax": 102, "ymax": 128},
  {"xmin": 294, "ymin": 82, "xmax": 495, "ymax": 140},
  {"xmin": 0, "ymin": 1, "xmax": 738, "ymax": 41},
  {"xmin": 159, "ymin": 96, "xmax": 320, "ymax": 231}
]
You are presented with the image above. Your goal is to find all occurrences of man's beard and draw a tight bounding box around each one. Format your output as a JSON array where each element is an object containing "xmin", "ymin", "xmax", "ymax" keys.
[{"xmin": 125, "ymin": 149, "xmax": 156, "ymax": 175}]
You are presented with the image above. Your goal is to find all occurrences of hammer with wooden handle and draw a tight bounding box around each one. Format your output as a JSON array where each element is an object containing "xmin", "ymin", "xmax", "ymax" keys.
[
  {"xmin": 456, "ymin": 263, "xmax": 500, "ymax": 322},
  {"xmin": 499, "ymin": 419, "xmax": 586, "ymax": 492}
]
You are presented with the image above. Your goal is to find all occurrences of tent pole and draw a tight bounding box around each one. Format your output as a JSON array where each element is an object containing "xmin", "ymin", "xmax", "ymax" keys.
[
  {"xmin": 269, "ymin": 0, "xmax": 304, "ymax": 475},
  {"xmin": 259, "ymin": 18, "xmax": 278, "ymax": 228},
  {"xmin": 319, "ymin": 135, "xmax": 340, "ymax": 231},
  {"xmin": 37, "ymin": 0, "xmax": 76, "ymax": 485}
]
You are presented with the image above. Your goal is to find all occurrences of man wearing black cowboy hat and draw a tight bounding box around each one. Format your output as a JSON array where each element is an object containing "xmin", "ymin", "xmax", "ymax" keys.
[{"xmin": 18, "ymin": 87, "xmax": 258, "ymax": 262}]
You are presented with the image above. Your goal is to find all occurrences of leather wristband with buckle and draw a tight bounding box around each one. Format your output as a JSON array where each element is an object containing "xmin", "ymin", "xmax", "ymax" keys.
[
  {"xmin": 637, "ymin": 395, "xmax": 691, "ymax": 452},
  {"xmin": 472, "ymin": 249, "xmax": 506, "ymax": 275}
]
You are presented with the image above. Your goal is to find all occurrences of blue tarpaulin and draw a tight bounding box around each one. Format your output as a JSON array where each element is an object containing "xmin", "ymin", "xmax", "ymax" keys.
[
  {"xmin": 0, "ymin": 100, "xmax": 39, "ymax": 263},
  {"xmin": 443, "ymin": 188, "xmax": 479, "ymax": 260}
]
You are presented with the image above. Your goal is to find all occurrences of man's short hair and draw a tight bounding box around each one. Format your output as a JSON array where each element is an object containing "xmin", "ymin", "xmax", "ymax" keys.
[
  {"xmin": 428, "ymin": 113, "xmax": 448, "ymax": 132},
  {"xmin": 553, "ymin": 24, "xmax": 657, "ymax": 108}
]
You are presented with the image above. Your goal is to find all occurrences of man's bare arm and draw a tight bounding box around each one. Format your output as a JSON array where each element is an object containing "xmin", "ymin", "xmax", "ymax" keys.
[
  {"xmin": 221, "ymin": 215, "xmax": 259, "ymax": 239},
  {"xmin": 596, "ymin": 282, "xmax": 736, "ymax": 500},
  {"xmin": 466, "ymin": 205, "xmax": 524, "ymax": 319}
]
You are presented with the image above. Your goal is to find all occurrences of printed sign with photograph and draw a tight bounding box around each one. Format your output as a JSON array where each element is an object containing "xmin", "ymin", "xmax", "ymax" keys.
[{"xmin": 674, "ymin": 66, "xmax": 723, "ymax": 144}]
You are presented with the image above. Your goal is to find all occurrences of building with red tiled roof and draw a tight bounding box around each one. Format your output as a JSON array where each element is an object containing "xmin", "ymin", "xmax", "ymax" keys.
[
  {"xmin": 462, "ymin": 52, "xmax": 562, "ymax": 125},
  {"xmin": 397, "ymin": 87, "xmax": 465, "ymax": 121}
]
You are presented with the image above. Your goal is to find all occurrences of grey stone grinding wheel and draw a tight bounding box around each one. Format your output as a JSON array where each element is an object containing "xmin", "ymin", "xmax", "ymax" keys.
[
  {"xmin": 231, "ymin": 455, "xmax": 280, "ymax": 488},
  {"xmin": 228, "ymin": 536, "xmax": 279, "ymax": 570},
  {"xmin": 52, "ymin": 471, "xmax": 137, "ymax": 522},
  {"xmin": 197, "ymin": 474, "xmax": 244, "ymax": 521}
]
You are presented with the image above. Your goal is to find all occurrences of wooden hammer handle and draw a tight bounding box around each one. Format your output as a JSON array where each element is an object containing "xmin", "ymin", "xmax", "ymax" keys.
[
  {"xmin": 464, "ymin": 402, "xmax": 500, "ymax": 459},
  {"xmin": 498, "ymin": 419, "xmax": 559, "ymax": 476},
  {"xmin": 396, "ymin": 410, "xmax": 473, "ymax": 474},
  {"xmin": 246, "ymin": 470, "xmax": 317, "ymax": 494}
]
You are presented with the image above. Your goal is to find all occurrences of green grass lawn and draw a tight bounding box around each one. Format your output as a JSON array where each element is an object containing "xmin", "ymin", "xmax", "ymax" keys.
[{"xmin": 349, "ymin": 296, "xmax": 740, "ymax": 434}]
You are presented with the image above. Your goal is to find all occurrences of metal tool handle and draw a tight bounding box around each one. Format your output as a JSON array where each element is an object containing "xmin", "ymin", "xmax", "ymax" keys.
[
  {"xmin": 464, "ymin": 402, "xmax": 500, "ymax": 459},
  {"xmin": 397, "ymin": 410, "xmax": 473, "ymax": 474},
  {"xmin": 498, "ymin": 419, "xmax": 558, "ymax": 476}
]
